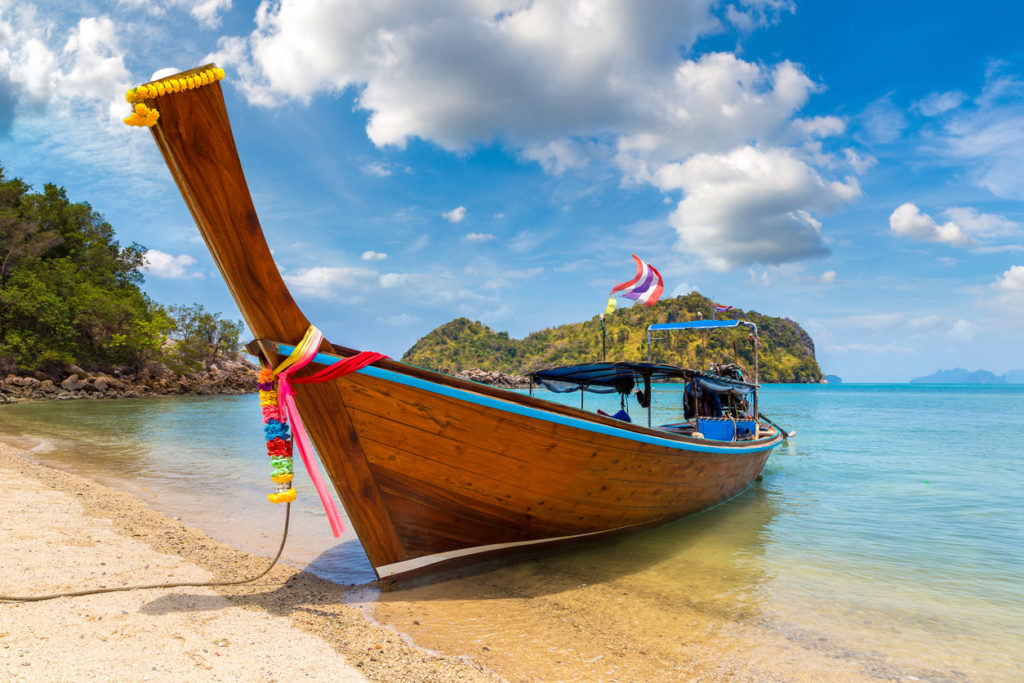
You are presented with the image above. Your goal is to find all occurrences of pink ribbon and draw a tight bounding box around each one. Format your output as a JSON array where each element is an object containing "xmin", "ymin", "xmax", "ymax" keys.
[{"xmin": 273, "ymin": 331, "xmax": 346, "ymax": 538}]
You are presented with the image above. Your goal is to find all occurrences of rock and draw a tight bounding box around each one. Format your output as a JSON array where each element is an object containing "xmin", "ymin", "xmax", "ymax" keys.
[
  {"xmin": 455, "ymin": 368, "xmax": 529, "ymax": 388},
  {"xmin": 61, "ymin": 375, "xmax": 86, "ymax": 392},
  {"xmin": 37, "ymin": 380, "xmax": 57, "ymax": 394}
]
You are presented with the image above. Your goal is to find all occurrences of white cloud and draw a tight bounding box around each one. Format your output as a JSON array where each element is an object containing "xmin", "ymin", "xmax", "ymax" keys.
[
  {"xmin": 204, "ymin": 1, "xmax": 857, "ymax": 272},
  {"xmin": 843, "ymin": 148, "xmax": 877, "ymax": 174},
  {"xmin": 143, "ymin": 249, "xmax": 200, "ymax": 278},
  {"xmin": 943, "ymin": 207, "xmax": 1019, "ymax": 239},
  {"xmin": 381, "ymin": 313, "xmax": 418, "ymax": 326},
  {"xmin": 361, "ymin": 162, "xmax": 392, "ymax": 177},
  {"xmin": 0, "ymin": 11, "xmax": 133, "ymax": 128},
  {"xmin": 187, "ymin": 0, "xmax": 231, "ymax": 29},
  {"xmin": 945, "ymin": 319, "xmax": 981, "ymax": 343},
  {"xmin": 859, "ymin": 95, "xmax": 906, "ymax": 144},
  {"xmin": 915, "ymin": 90, "xmax": 966, "ymax": 116},
  {"xmin": 926, "ymin": 66, "xmax": 1024, "ymax": 199},
  {"xmin": 889, "ymin": 203, "xmax": 970, "ymax": 247},
  {"xmin": 889, "ymin": 203, "xmax": 1018, "ymax": 248},
  {"xmin": 283, "ymin": 265, "xmax": 376, "ymax": 298},
  {"xmin": 657, "ymin": 146, "xmax": 858, "ymax": 270},
  {"xmin": 671, "ymin": 283, "xmax": 695, "ymax": 296},
  {"xmin": 993, "ymin": 265, "xmax": 1024, "ymax": 291},
  {"xmin": 361, "ymin": 250, "xmax": 387, "ymax": 260},
  {"xmin": 725, "ymin": 0, "xmax": 795, "ymax": 32},
  {"xmin": 820, "ymin": 270, "xmax": 836, "ymax": 284},
  {"xmin": 464, "ymin": 232, "xmax": 495, "ymax": 242},
  {"xmin": 443, "ymin": 206, "xmax": 467, "ymax": 223}
]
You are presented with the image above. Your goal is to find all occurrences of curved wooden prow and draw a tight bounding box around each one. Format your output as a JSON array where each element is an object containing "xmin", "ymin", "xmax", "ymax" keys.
[
  {"xmin": 144, "ymin": 64, "xmax": 308, "ymax": 349},
  {"xmin": 141, "ymin": 65, "xmax": 408, "ymax": 570}
]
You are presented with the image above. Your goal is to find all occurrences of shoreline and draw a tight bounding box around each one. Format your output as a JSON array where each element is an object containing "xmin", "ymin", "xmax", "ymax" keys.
[{"xmin": 0, "ymin": 441, "xmax": 498, "ymax": 681}]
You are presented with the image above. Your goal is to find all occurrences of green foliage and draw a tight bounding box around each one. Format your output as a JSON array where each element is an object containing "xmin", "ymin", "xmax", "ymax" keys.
[
  {"xmin": 165, "ymin": 303, "xmax": 244, "ymax": 373},
  {"xmin": 0, "ymin": 162, "xmax": 228, "ymax": 375},
  {"xmin": 402, "ymin": 292, "xmax": 824, "ymax": 383}
]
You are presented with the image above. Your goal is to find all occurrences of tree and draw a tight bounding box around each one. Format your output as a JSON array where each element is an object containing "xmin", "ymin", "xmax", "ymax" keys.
[
  {"xmin": 0, "ymin": 162, "xmax": 208, "ymax": 374},
  {"xmin": 168, "ymin": 303, "xmax": 245, "ymax": 371}
]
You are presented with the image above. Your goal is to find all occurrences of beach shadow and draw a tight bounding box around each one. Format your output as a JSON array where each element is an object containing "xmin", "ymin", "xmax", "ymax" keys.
[{"xmin": 140, "ymin": 592, "xmax": 233, "ymax": 615}]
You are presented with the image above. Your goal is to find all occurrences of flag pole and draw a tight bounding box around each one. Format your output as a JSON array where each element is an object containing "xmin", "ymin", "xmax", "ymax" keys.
[{"xmin": 600, "ymin": 313, "xmax": 607, "ymax": 361}]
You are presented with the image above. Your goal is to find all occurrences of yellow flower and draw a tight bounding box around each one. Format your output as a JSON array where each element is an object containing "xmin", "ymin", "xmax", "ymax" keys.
[
  {"xmin": 125, "ymin": 89, "xmax": 135, "ymax": 103},
  {"xmin": 155, "ymin": 81, "xmax": 166, "ymax": 96}
]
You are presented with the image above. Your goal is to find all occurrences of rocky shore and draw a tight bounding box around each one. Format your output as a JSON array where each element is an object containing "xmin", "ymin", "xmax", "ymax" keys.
[
  {"xmin": 454, "ymin": 368, "xmax": 529, "ymax": 388},
  {"xmin": 0, "ymin": 353, "xmax": 258, "ymax": 404}
]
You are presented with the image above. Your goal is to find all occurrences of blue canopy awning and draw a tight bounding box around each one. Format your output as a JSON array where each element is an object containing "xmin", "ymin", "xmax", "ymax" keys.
[
  {"xmin": 649, "ymin": 320, "xmax": 743, "ymax": 331},
  {"xmin": 530, "ymin": 361, "xmax": 691, "ymax": 394}
]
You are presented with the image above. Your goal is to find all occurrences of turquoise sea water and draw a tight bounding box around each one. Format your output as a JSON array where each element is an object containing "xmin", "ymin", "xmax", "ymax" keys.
[{"xmin": 1, "ymin": 383, "xmax": 1022, "ymax": 678}]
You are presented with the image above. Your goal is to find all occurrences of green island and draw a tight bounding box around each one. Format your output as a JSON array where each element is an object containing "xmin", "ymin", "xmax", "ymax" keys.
[{"xmin": 403, "ymin": 294, "xmax": 824, "ymax": 383}]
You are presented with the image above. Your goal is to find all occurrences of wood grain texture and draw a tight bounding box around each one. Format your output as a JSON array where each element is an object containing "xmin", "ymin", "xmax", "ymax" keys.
[{"xmin": 144, "ymin": 65, "xmax": 781, "ymax": 583}]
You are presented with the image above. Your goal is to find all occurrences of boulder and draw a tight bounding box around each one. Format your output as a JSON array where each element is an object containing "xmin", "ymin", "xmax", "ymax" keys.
[{"xmin": 61, "ymin": 374, "xmax": 86, "ymax": 392}]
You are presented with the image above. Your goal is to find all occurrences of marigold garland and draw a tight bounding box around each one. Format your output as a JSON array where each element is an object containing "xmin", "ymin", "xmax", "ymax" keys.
[
  {"xmin": 258, "ymin": 367, "xmax": 296, "ymax": 504},
  {"xmin": 122, "ymin": 67, "xmax": 226, "ymax": 128}
]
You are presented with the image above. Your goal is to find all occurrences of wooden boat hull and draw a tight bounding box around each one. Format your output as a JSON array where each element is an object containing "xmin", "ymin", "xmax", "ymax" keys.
[
  {"xmin": 138, "ymin": 65, "xmax": 782, "ymax": 584},
  {"xmin": 340, "ymin": 366, "xmax": 777, "ymax": 580}
]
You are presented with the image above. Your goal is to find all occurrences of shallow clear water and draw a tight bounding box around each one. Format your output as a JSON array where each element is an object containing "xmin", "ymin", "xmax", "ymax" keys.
[{"xmin": 1, "ymin": 384, "xmax": 1022, "ymax": 678}]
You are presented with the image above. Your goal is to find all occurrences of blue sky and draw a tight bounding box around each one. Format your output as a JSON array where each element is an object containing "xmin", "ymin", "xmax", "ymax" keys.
[{"xmin": 1, "ymin": 0, "xmax": 1022, "ymax": 382}]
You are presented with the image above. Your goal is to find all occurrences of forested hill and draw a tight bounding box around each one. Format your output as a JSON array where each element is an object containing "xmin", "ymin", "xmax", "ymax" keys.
[
  {"xmin": 0, "ymin": 162, "xmax": 245, "ymax": 386},
  {"xmin": 402, "ymin": 293, "xmax": 823, "ymax": 383}
]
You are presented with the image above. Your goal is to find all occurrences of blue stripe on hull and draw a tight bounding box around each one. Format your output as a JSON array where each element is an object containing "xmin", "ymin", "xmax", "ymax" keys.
[{"xmin": 280, "ymin": 345, "xmax": 779, "ymax": 456}]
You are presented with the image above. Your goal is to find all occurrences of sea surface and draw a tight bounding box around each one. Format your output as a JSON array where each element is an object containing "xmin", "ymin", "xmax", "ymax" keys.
[{"xmin": 1, "ymin": 384, "xmax": 1021, "ymax": 679}]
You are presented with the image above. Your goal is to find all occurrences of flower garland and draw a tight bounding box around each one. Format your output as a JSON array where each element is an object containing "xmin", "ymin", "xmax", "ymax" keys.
[
  {"xmin": 122, "ymin": 67, "xmax": 226, "ymax": 127},
  {"xmin": 259, "ymin": 366, "xmax": 297, "ymax": 504}
]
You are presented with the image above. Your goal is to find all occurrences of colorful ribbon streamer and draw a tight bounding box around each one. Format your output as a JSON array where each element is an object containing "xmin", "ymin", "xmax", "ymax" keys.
[{"xmin": 268, "ymin": 326, "xmax": 388, "ymax": 538}]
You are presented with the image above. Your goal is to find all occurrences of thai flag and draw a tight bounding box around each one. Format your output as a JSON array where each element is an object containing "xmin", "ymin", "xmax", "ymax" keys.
[
  {"xmin": 607, "ymin": 255, "xmax": 664, "ymax": 313},
  {"xmin": 714, "ymin": 303, "xmax": 733, "ymax": 313}
]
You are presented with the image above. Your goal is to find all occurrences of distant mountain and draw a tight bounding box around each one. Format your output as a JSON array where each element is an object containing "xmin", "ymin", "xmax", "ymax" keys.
[
  {"xmin": 824, "ymin": 374, "xmax": 842, "ymax": 384},
  {"xmin": 910, "ymin": 368, "xmax": 1024, "ymax": 384},
  {"xmin": 402, "ymin": 293, "xmax": 825, "ymax": 383},
  {"xmin": 1003, "ymin": 369, "xmax": 1024, "ymax": 384}
]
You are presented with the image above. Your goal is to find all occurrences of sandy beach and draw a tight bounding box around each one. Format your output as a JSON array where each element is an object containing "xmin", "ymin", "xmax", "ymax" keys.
[{"xmin": 0, "ymin": 441, "xmax": 497, "ymax": 682}]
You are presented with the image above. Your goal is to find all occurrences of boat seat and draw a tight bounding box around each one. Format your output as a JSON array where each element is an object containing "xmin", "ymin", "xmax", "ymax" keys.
[
  {"xmin": 597, "ymin": 408, "xmax": 632, "ymax": 422},
  {"xmin": 697, "ymin": 417, "xmax": 737, "ymax": 441}
]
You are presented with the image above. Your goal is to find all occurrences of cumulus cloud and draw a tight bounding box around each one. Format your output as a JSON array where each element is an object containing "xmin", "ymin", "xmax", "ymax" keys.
[
  {"xmin": 889, "ymin": 203, "xmax": 970, "ymax": 246},
  {"xmin": 889, "ymin": 203, "xmax": 1018, "ymax": 247},
  {"xmin": 361, "ymin": 250, "xmax": 387, "ymax": 260},
  {"xmin": 443, "ymin": 206, "xmax": 467, "ymax": 223},
  {"xmin": 820, "ymin": 270, "xmax": 836, "ymax": 284},
  {"xmin": 202, "ymin": 0, "xmax": 860, "ymax": 271},
  {"xmin": 143, "ymin": 249, "xmax": 200, "ymax": 278},
  {"xmin": 993, "ymin": 264, "xmax": 1024, "ymax": 291},
  {"xmin": 0, "ymin": 11, "xmax": 131, "ymax": 127},
  {"xmin": 656, "ymin": 146, "xmax": 859, "ymax": 270}
]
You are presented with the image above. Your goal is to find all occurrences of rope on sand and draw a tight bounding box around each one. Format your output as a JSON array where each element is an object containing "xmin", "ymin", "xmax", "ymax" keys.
[{"xmin": 0, "ymin": 503, "xmax": 291, "ymax": 603}]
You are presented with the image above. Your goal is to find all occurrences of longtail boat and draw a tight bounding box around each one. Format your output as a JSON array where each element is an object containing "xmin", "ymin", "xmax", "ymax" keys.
[{"xmin": 127, "ymin": 65, "xmax": 785, "ymax": 585}]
